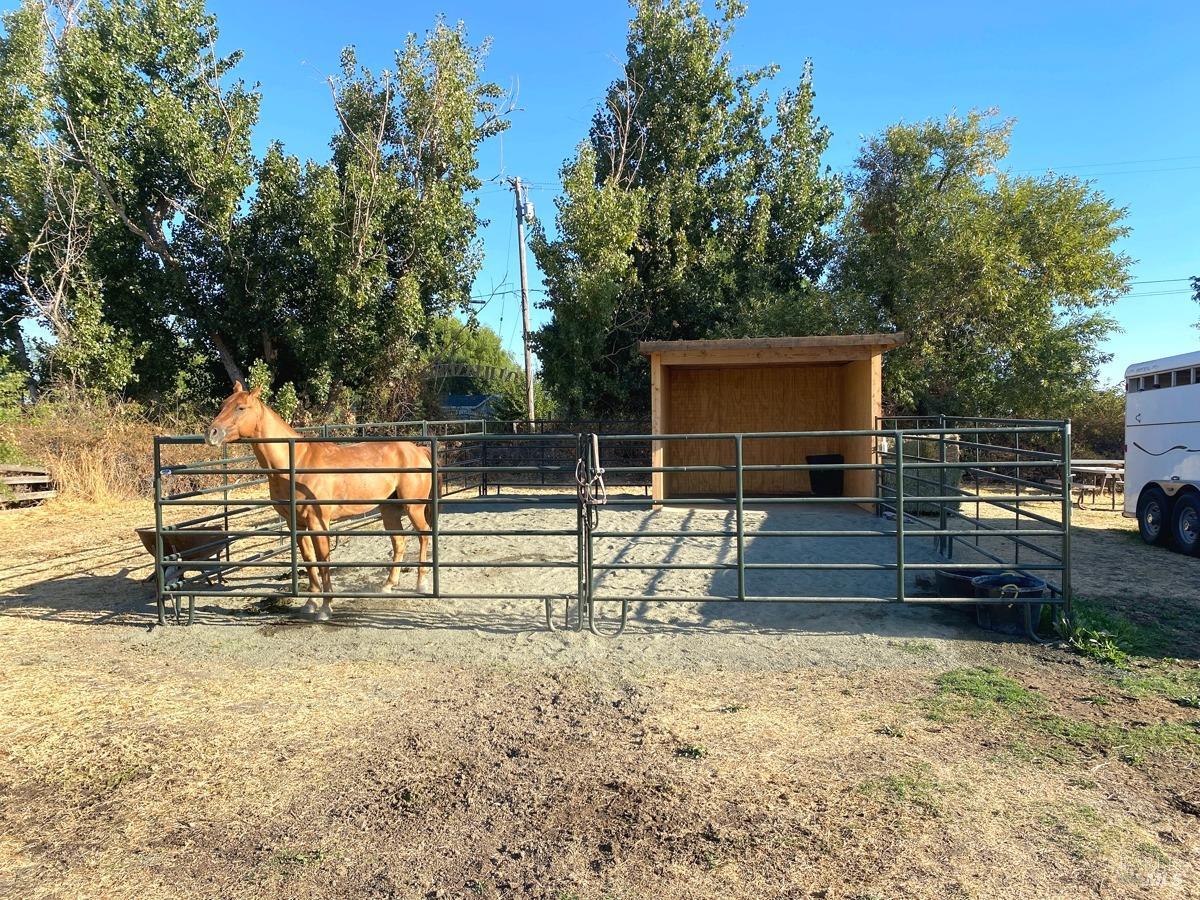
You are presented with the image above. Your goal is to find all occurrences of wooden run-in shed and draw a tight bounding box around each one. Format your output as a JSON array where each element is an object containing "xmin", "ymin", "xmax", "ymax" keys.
[{"xmin": 640, "ymin": 333, "xmax": 907, "ymax": 501}]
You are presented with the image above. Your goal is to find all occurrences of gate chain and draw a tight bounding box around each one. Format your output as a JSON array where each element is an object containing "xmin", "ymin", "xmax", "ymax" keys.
[{"xmin": 577, "ymin": 433, "xmax": 627, "ymax": 637}]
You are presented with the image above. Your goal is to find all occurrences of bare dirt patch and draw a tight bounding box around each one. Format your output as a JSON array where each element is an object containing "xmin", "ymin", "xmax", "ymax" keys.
[{"xmin": 1, "ymin": 498, "xmax": 1198, "ymax": 898}]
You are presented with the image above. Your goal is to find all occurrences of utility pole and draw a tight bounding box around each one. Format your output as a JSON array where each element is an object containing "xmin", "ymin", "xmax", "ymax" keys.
[{"xmin": 509, "ymin": 176, "xmax": 537, "ymax": 424}]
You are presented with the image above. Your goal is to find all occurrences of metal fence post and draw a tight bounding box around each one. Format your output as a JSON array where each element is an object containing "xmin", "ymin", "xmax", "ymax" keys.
[
  {"xmin": 936, "ymin": 417, "xmax": 948, "ymax": 558},
  {"xmin": 1060, "ymin": 421, "xmax": 1073, "ymax": 621},
  {"xmin": 288, "ymin": 439, "xmax": 298, "ymax": 598},
  {"xmin": 895, "ymin": 431, "xmax": 905, "ymax": 603},
  {"xmin": 734, "ymin": 434, "xmax": 745, "ymax": 601},
  {"xmin": 153, "ymin": 439, "xmax": 166, "ymax": 626},
  {"xmin": 221, "ymin": 442, "xmax": 231, "ymax": 568},
  {"xmin": 577, "ymin": 433, "xmax": 587, "ymax": 626},
  {"xmin": 480, "ymin": 438, "xmax": 488, "ymax": 497},
  {"xmin": 430, "ymin": 434, "xmax": 440, "ymax": 598},
  {"xmin": 1014, "ymin": 430, "xmax": 1022, "ymax": 566}
]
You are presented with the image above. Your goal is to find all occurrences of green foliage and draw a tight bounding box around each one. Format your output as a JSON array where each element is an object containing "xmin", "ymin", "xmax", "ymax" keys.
[
  {"xmin": 38, "ymin": 281, "xmax": 145, "ymax": 399},
  {"xmin": 832, "ymin": 110, "xmax": 1131, "ymax": 417},
  {"xmin": 1, "ymin": 4, "xmax": 506, "ymax": 419},
  {"xmin": 273, "ymin": 382, "xmax": 299, "ymax": 422},
  {"xmin": 533, "ymin": 0, "xmax": 842, "ymax": 417},
  {"xmin": 246, "ymin": 358, "xmax": 274, "ymax": 396},
  {"xmin": 220, "ymin": 21, "xmax": 509, "ymax": 418},
  {"xmin": 421, "ymin": 316, "xmax": 556, "ymax": 421},
  {"xmin": 0, "ymin": 356, "xmax": 27, "ymax": 411},
  {"xmin": 1063, "ymin": 624, "xmax": 1129, "ymax": 668},
  {"xmin": 1070, "ymin": 385, "xmax": 1125, "ymax": 459},
  {"xmin": 1061, "ymin": 597, "xmax": 1173, "ymax": 663},
  {"xmin": 424, "ymin": 316, "xmax": 522, "ymax": 392},
  {"xmin": 0, "ymin": 0, "xmax": 259, "ymax": 400}
]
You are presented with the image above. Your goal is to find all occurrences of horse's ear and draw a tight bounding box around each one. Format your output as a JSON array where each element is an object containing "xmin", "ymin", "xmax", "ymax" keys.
[
  {"xmin": 233, "ymin": 379, "xmax": 245, "ymax": 393},
  {"xmin": 249, "ymin": 385, "xmax": 262, "ymax": 399}
]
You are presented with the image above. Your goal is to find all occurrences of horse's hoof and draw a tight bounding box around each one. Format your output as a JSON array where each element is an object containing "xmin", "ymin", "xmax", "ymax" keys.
[
  {"xmin": 315, "ymin": 607, "xmax": 331, "ymax": 622},
  {"xmin": 380, "ymin": 582, "xmax": 396, "ymax": 593},
  {"xmin": 300, "ymin": 599, "xmax": 318, "ymax": 615}
]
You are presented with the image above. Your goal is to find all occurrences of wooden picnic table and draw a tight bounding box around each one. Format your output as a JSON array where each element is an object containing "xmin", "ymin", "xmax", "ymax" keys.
[{"xmin": 1067, "ymin": 461, "xmax": 1124, "ymax": 510}]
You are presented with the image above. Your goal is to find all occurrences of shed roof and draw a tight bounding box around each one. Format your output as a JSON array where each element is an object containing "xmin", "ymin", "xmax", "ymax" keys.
[{"xmin": 639, "ymin": 333, "xmax": 907, "ymax": 356}]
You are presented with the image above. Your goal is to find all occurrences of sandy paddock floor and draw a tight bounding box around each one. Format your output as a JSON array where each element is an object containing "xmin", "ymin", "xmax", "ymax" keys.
[{"xmin": 163, "ymin": 490, "xmax": 1024, "ymax": 671}]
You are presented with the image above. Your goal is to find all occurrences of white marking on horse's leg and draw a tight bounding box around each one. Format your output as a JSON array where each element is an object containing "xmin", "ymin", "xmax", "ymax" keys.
[{"xmin": 315, "ymin": 600, "xmax": 332, "ymax": 622}]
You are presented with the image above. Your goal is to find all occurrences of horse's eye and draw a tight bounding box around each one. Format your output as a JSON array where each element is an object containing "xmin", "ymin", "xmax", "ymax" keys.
[{"xmin": 236, "ymin": 405, "xmax": 247, "ymax": 411}]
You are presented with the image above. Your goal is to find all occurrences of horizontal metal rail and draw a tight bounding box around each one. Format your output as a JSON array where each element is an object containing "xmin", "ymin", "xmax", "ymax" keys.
[{"xmin": 151, "ymin": 419, "xmax": 1071, "ymax": 636}]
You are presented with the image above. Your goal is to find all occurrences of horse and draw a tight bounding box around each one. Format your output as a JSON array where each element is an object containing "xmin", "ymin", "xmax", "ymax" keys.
[{"xmin": 204, "ymin": 382, "xmax": 434, "ymax": 620}]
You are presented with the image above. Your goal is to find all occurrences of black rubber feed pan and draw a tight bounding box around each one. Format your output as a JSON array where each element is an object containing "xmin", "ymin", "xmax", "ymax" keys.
[
  {"xmin": 971, "ymin": 573, "xmax": 1047, "ymax": 600},
  {"xmin": 972, "ymin": 572, "xmax": 1049, "ymax": 638},
  {"xmin": 934, "ymin": 568, "xmax": 992, "ymax": 598}
]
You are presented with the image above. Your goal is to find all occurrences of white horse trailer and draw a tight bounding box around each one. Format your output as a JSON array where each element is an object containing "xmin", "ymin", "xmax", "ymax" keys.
[{"xmin": 1125, "ymin": 349, "xmax": 1200, "ymax": 554}]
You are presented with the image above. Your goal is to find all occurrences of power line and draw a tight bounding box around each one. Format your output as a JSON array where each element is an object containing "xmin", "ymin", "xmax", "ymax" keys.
[
  {"xmin": 1129, "ymin": 278, "xmax": 1193, "ymax": 285},
  {"xmin": 469, "ymin": 287, "xmax": 548, "ymax": 301},
  {"xmin": 1053, "ymin": 164, "xmax": 1200, "ymax": 177},
  {"xmin": 1010, "ymin": 154, "xmax": 1200, "ymax": 174},
  {"xmin": 1123, "ymin": 290, "xmax": 1194, "ymax": 298}
]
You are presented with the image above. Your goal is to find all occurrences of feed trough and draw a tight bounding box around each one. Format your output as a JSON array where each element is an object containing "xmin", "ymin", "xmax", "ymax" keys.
[{"xmin": 136, "ymin": 526, "xmax": 232, "ymax": 623}]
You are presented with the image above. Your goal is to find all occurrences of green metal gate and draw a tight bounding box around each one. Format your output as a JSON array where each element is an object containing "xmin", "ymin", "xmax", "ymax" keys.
[{"xmin": 151, "ymin": 418, "xmax": 1072, "ymax": 637}]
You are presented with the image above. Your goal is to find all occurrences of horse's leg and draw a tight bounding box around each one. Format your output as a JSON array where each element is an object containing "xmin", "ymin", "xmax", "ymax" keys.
[
  {"xmin": 297, "ymin": 534, "xmax": 320, "ymax": 614},
  {"xmin": 406, "ymin": 502, "xmax": 431, "ymax": 593},
  {"xmin": 380, "ymin": 500, "xmax": 408, "ymax": 591},
  {"xmin": 312, "ymin": 515, "xmax": 334, "ymax": 620}
]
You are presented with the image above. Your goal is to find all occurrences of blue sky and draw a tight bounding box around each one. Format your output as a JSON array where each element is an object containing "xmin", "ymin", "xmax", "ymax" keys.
[{"xmin": 19, "ymin": 0, "xmax": 1200, "ymax": 384}]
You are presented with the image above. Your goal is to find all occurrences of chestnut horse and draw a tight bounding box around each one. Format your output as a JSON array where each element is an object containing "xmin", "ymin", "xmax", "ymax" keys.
[{"xmin": 205, "ymin": 383, "xmax": 433, "ymax": 620}]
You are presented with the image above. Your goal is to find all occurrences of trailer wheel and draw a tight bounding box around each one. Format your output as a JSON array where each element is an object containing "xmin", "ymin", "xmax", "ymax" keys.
[
  {"xmin": 1170, "ymin": 492, "xmax": 1200, "ymax": 556},
  {"xmin": 1136, "ymin": 486, "xmax": 1171, "ymax": 547}
]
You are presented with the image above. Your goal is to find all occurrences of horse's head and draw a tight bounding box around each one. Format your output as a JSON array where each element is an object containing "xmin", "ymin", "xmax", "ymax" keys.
[{"xmin": 206, "ymin": 381, "xmax": 264, "ymax": 446}]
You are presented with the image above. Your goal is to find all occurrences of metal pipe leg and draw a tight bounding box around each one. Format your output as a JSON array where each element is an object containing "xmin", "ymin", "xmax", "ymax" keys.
[{"xmin": 588, "ymin": 598, "xmax": 628, "ymax": 638}]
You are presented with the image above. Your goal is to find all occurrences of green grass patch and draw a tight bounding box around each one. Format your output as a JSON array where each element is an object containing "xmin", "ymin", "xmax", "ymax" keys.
[
  {"xmin": 1026, "ymin": 714, "xmax": 1200, "ymax": 765},
  {"xmin": 928, "ymin": 666, "xmax": 1200, "ymax": 765},
  {"xmin": 893, "ymin": 639, "xmax": 937, "ymax": 658},
  {"xmin": 1109, "ymin": 666, "xmax": 1200, "ymax": 708},
  {"xmin": 1062, "ymin": 597, "xmax": 1177, "ymax": 663},
  {"xmin": 926, "ymin": 667, "xmax": 1040, "ymax": 721},
  {"xmin": 675, "ymin": 744, "xmax": 707, "ymax": 759},
  {"xmin": 857, "ymin": 766, "xmax": 942, "ymax": 816},
  {"xmin": 1040, "ymin": 803, "xmax": 1111, "ymax": 860}
]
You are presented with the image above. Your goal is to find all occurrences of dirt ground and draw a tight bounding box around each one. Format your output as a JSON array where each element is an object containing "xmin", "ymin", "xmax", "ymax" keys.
[{"xmin": 1, "ymin": 494, "xmax": 1198, "ymax": 899}]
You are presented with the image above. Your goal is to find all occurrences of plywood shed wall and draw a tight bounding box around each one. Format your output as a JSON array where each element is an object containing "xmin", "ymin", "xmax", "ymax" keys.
[{"xmin": 641, "ymin": 334, "xmax": 905, "ymax": 501}]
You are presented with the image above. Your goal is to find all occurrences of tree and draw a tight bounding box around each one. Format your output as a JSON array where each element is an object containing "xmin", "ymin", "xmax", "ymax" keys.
[
  {"xmin": 532, "ymin": 0, "xmax": 841, "ymax": 417},
  {"xmin": 219, "ymin": 21, "xmax": 510, "ymax": 418},
  {"xmin": 831, "ymin": 111, "xmax": 1131, "ymax": 417},
  {"xmin": 0, "ymin": 0, "xmax": 259, "ymax": 397}
]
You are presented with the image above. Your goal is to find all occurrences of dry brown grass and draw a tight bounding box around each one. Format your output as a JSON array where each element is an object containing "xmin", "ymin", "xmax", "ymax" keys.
[
  {"xmin": 0, "ymin": 401, "xmax": 217, "ymax": 504},
  {"xmin": 2, "ymin": 402, "xmax": 161, "ymax": 503}
]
